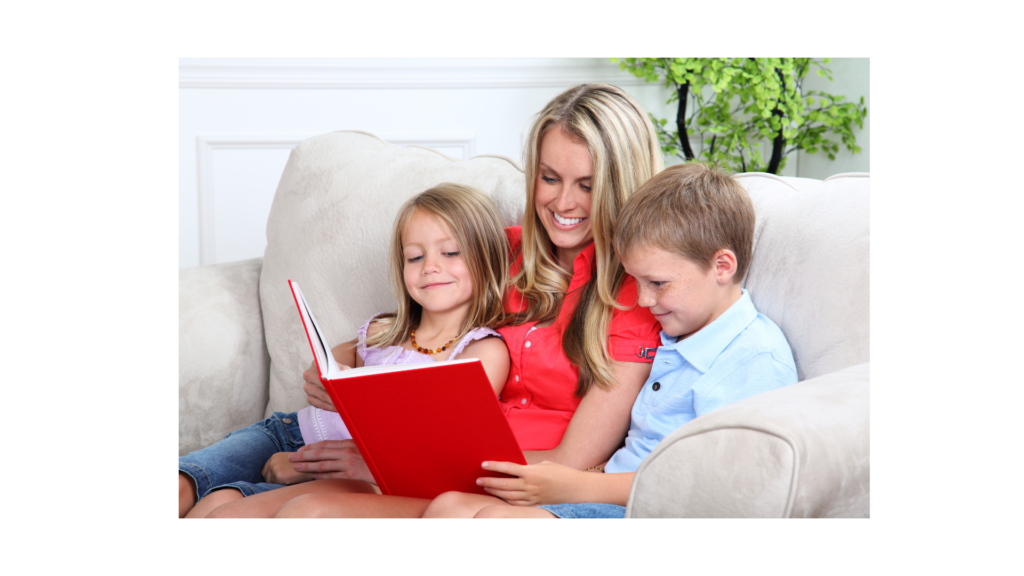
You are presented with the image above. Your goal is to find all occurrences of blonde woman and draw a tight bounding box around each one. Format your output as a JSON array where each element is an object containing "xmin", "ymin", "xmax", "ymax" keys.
[
  {"xmin": 205, "ymin": 84, "xmax": 665, "ymax": 518},
  {"xmin": 179, "ymin": 183, "xmax": 512, "ymax": 517}
]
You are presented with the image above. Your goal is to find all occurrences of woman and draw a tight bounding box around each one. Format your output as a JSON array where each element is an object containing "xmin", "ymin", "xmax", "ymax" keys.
[{"xmin": 206, "ymin": 83, "xmax": 665, "ymax": 518}]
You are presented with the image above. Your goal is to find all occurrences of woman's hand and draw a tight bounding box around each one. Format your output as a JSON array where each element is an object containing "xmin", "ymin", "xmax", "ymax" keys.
[
  {"xmin": 303, "ymin": 362, "xmax": 337, "ymax": 412},
  {"xmin": 288, "ymin": 440, "xmax": 376, "ymax": 483},
  {"xmin": 261, "ymin": 452, "xmax": 315, "ymax": 485},
  {"xmin": 476, "ymin": 460, "xmax": 590, "ymax": 506}
]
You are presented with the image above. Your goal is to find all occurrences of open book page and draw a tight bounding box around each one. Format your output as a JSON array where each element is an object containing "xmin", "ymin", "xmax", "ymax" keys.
[
  {"xmin": 288, "ymin": 280, "xmax": 345, "ymax": 379},
  {"xmin": 330, "ymin": 358, "xmax": 478, "ymax": 379}
]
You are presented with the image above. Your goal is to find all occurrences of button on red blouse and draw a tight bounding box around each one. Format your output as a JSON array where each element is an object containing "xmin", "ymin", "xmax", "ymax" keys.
[{"xmin": 498, "ymin": 227, "xmax": 661, "ymax": 451}]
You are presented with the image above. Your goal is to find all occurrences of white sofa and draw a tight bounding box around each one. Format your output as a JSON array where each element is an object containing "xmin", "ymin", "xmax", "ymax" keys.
[{"xmin": 179, "ymin": 130, "xmax": 869, "ymax": 518}]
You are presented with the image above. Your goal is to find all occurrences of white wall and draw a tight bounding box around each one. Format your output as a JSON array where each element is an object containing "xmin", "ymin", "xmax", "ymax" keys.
[
  {"xmin": 796, "ymin": 58, "xmax": 870, "ymax": 180},
  {"xmin": 179, "ymin": 58, "xmax": 868, "ymax": 269}
]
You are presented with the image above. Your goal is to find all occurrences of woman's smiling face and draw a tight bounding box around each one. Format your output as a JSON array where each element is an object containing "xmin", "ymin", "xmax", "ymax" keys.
[{"xmin": 534, "ymin": 127, "xmax": 594, "ymax": 268}]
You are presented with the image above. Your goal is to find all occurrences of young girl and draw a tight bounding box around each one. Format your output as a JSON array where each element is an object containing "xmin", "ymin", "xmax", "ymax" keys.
[{"xmin": 178, "ymin": 183, "xmax": 512, "ymax": 518}]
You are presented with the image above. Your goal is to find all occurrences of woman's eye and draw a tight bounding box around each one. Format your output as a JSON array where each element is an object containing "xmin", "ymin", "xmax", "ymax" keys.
[
  {"xmin": 541, "ymin": 176, "xmax": 556, "ymax": 184},
  {"xmin": 649, "ymin": 281, "xmax": 665, "ymax": 288},
  {"xmin": 581, "ymin": 184, "xmax": 592, "ymax": 192}
]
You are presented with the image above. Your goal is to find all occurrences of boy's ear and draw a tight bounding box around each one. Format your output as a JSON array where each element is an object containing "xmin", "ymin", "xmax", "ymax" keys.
[{"xmin": 711, "ymin": 249, "xmax": 738, "ymax": 285}]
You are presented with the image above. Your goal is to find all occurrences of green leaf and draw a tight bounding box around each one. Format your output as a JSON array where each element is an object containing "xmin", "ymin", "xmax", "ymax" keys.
[{"xmin": 817, "ymin": 69, "xmax": 827, "ymax": 77}]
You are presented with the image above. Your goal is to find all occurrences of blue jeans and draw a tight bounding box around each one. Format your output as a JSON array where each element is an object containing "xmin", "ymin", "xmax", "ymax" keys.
[
  {"xmin": 179, "ymin": 412, "xmax": 306, "ymax": 500},
  {"xmin": 537, "ymin": 503, "xmax": 626, "ymax": 518}
]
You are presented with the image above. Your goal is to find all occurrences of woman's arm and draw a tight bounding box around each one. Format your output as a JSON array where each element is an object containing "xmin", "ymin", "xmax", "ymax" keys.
[
  {"xmin": 524, "ymin": 360, "xmax": 651, "ymax": 469},
  {"xmin": 458, "ymin": 337, "xmax": 510, "ymax": 396}
]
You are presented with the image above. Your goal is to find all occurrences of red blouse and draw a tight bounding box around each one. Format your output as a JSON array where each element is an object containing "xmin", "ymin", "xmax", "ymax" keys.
[{"xmin": 498, "ymin": 227, "xmax": 661, "ymax": 451}]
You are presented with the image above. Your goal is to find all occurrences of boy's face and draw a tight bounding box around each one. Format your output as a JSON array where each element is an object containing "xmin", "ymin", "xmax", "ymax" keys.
[{"xmin": 622, "ymin": 246, "xmax": 729, "ymax": 340}]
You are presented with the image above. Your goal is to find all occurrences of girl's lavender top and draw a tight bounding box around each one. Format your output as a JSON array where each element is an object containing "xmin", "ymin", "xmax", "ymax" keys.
[{"xmin": 297, "ymin": 314, "xmax": 500, "ymax": 444}]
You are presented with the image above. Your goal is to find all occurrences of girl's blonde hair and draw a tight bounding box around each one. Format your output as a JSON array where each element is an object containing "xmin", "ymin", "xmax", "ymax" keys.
[
  {"xmin": 367, "ymin": 183, "xmax": 510, "ymax": 349},
  {"xmin": 515, "ymin": 83, "xmax": 663, "ymax": 396}
]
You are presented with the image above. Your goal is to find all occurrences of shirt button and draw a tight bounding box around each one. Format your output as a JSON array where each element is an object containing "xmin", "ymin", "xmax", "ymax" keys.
[
  {"xmin": 282, "ymin": 417, "xmax": 293, "ymax": 424},
  {"xmin": 515, "ymin": 375, "xmax": 520, "ymax": 382},
  {"xmin": 652, "ymin": 382, "xmax": 661, "ymax": 391},
  {"xmin": 525, "ymin": 341, "xmax": 532, "ymax": 348},
  {"xmin": 521, "ymin": 398, "xmax": 527, "ymax": 405}
]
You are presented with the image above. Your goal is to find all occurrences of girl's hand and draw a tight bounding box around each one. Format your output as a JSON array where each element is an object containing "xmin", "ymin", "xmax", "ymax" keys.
[
  {"xmin": 261, "ymin": 452, "xmax": 315, "ymax": 485},
  {"xmin": 288, "ymin": 440, "xmax": 376, "ymax": 483},
  {"xmin": 476, "ymin": 460, "xmax": 590, "ymax": 506},
  {"xmin": 303, "ymin": 362, "xmax": 338, "ymax": 412}
]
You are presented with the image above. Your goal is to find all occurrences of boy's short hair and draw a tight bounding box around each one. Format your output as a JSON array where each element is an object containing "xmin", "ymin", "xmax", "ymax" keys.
[{"xmin": 614, "ymin": 162, "xmax": 755, "ymax": 283}]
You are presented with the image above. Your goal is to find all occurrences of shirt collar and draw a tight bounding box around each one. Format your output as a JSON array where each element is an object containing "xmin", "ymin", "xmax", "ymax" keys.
[
  {"xmin": 659, "ymin": 289, "xmax": 758, "ymax": 373},
  {"xmin": 570, "ymin": 242, "xmax": 597, "ymax": 281}
]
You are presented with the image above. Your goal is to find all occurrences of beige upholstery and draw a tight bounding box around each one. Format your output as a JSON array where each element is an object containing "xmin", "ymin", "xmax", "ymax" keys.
[
  {"xmin": 259, "ymin": 132, "xmax": 527, "ymax": 417},
  {"xmin": 626, "ymin": 363, "xmax": 869, "ymax": 517},
  {"xmin": 178, "ymin": 130, "xmax": 870, "ymax": 517},
  {"xmin": 179, "ymin": 257, "xmax": 269, "ymax": 455}
]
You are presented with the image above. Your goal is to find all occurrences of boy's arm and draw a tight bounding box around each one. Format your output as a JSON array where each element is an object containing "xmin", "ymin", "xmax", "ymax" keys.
[{"xmin": 477, "ymin": 460, "xmax": 635, "ymax": 507}]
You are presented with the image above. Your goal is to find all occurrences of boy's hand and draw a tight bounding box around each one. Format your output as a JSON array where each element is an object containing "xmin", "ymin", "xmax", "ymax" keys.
[
  {"xmin": 262, "ymin": 452, "xmax": 315, "ymax": 485},
  {"xmin": 288, "ymin": 440, "xmax": 375, "ymax": 483},
  {"xmin": 476, "ymin": 460, "xmax": 591, "ymax": 506}
]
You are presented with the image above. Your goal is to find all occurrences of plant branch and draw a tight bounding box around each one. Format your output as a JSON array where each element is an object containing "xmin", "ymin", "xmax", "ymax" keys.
[{"xmin": 676, "ymin": 82, "xmax": 696, "ymax": 160}]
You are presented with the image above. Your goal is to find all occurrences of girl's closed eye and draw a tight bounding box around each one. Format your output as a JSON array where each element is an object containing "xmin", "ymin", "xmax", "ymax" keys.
[
  {"xmin": 443, "ymin": 251, "xmax": 461, "ymax": 258},
  {"xmin": 406, "ymin": 254, "xmax": 424, "ymax": 263}
]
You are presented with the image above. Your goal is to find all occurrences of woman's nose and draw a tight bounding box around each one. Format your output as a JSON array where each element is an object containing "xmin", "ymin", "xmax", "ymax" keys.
[{"xmin": 553, "ymin": 187, "xmax": 577, "ymax": 212}]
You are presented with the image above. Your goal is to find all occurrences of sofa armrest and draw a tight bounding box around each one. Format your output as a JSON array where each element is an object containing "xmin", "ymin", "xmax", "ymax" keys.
[
  {"xmin": 626, "ymin": 362, "xmax": 869, "ymax": 517},
  {"xmin": 179, "ymin": 258, "xmax": 271, "ymax": 456}
]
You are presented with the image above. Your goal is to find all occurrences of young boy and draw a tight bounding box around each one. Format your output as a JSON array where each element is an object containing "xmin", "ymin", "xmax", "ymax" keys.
[{"xmin": 421, "ymin": 162, "xmax": 798, "ymax": 518}]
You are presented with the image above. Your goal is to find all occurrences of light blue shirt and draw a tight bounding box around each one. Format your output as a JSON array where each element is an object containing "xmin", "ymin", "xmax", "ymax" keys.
[{"xmin": 605, "ymin": 290, "xmax": 798, "ymax": 474}]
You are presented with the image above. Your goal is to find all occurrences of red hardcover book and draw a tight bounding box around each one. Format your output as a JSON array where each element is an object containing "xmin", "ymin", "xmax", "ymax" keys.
[{"xmin": 288, "ymin": 280, "xmax": 526, "ymax": 500}]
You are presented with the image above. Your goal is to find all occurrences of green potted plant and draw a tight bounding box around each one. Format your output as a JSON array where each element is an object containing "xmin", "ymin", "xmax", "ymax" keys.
[{"xmin": 613, "ymin": 58, "xmax": 867, "ymax": 174}]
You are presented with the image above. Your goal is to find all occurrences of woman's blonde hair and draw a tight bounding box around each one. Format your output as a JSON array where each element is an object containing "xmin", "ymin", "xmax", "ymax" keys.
[
  {"xmin": 367, "ymin": 183, "xmax": 510, "ymax": 349},
  {"xmin": 515, "ymin": 83, "xmax": 663, "ymax": 396}
]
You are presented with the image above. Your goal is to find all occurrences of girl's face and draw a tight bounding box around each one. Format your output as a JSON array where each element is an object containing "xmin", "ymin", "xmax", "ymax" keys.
[
  {"xmin": 402, "ymin": 208, "xmax": 474, "ymax": 318},
  {"xmin": 534, "ymin": 127, "xmax": 595, "ymax": 268}
]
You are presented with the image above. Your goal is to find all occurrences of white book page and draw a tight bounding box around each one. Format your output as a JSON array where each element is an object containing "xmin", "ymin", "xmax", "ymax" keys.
[
  {"xmin": 289, "ymin": 281, "xmax": 344, "ymax": 379},
  {"xmin": 329, "ymin": 357, "xmax": 479, "ymax": 379}
]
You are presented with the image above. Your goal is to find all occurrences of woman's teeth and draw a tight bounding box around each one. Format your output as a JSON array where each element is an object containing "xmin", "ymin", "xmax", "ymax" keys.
[{"xmin": 553, "ymin": 213, "xmax": 583, "ymax": 226}]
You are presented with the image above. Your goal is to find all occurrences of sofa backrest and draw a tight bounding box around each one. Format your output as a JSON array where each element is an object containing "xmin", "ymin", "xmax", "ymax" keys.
[
  {"xmin": 260, "ymin": 131, "xmax": 527, "ymax": 414},
  {"xmin": 259, "ymin": 131, "xmax": 869, "ymax": 414},
  {"xmin": 738, "ymin": 172, "xmax": 870, "ymax": 381}
]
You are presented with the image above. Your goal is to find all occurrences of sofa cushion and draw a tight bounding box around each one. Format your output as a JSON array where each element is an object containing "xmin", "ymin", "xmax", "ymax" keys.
[
  {"xmin": 738, "ymin": 173, "xmax": 870, "ymax": 381},
  {"xmin": 259, "ymin": 131, "xmax": 527, "ymax": 415}
]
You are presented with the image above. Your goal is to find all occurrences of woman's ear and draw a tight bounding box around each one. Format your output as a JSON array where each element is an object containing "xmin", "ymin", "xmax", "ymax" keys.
[{"xmin": 712, "ymin": 249, "xmax": 738, "ymax": 285}]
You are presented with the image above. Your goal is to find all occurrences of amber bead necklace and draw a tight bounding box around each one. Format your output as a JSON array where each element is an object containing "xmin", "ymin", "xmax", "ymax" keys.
[{"xmin": 410, "ymin": 328, "xmax": 456, "ymax": 355}]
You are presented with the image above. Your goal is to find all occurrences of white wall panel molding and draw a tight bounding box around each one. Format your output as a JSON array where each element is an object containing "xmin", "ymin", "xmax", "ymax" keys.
[
  {"xmin": 376, "ymin": 133, "xmax": 477, "ymax": 160},
  {"xmin": 195, "ymin": 135, "xmax": 308, "ymax": 265},
  {"xmin": 179, "ymin": 58, "xmax": 646, "ymax": 90},
  {"xmin": 194, "ymin": 132, "xmax": 478, "ymax": 266}
]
